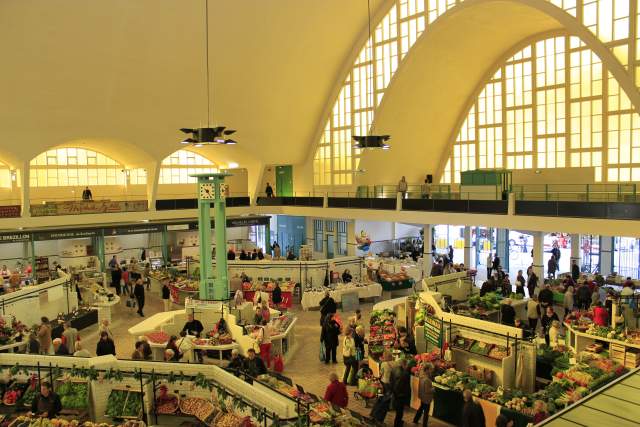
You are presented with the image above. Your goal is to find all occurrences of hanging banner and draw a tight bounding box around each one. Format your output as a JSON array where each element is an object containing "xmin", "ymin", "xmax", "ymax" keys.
[
  {"xmin": 104, "ymin": 224, "xmax": 163, "ymax": 236},
  {"xmin": 33, "ymin": 229, "xmax": 100, "ymax": 241},
  {"xmin": 31, "ymin": 200, "xmax": 148, "ymax": 217}
]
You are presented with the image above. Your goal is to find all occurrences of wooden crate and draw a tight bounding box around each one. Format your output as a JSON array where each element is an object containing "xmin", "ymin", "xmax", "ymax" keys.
[{"xmin": 625, "ymin": 350, "xmax": 640, "ymax": 368}]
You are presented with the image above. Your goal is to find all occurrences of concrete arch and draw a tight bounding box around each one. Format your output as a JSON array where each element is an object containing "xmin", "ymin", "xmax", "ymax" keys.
[
  {"xmin": 29, "ymin": 139, "xmax": 153, "ymax": 169},
  {"xmin": 353, "ymin": 0, "xmax": 639, "ymax": 185}
]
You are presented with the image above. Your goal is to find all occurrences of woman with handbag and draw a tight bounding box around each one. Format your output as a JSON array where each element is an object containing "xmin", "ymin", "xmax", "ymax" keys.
[
  {"xmin": 342, "ymin": 328, "xmax": 358, "ymax": 386},
  {"xmin": 354, "ymin": 325, "xmax": 367, "ymax": 362}
]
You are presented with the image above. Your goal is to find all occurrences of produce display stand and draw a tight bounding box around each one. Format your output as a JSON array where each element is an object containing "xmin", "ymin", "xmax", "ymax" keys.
[
  {"xmin": 421, "ymin": 271, "xmax": 471, "ymax": 300},
  {"xmin": 51, "ymin": 308, "xmax": 98, "ymax": 339},
  {"xmin": 564, "ymin": 321, "xmax": 640, "ymax": 367},
  {"xmin": 414, "ymin": 292, "xmax": 530, "ymax": 390},
  {"xmin": 242, "ymin": 281, "xmax": 295, "ymax": 309},
  {"xmin": 0, "ymin": 353, "xmax": 304, "ymax": 426},
  {"xmin": 300, "ymin": 282, "xmax": 382, "ymax": 310}
]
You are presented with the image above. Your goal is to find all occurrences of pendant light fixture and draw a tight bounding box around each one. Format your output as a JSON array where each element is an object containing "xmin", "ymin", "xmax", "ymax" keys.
[
  {"xmin": 180, "ymin": 0, "xmax": 237, "ymax": 146},
  {"xmin": 353, "ymin": 0, "xmax": 390, "ymax": 150}
]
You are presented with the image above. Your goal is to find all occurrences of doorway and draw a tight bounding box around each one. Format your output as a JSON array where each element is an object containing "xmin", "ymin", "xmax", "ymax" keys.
[{"xmin": 275, "ymin": 165, "xmax": 293, "ymax": 196}]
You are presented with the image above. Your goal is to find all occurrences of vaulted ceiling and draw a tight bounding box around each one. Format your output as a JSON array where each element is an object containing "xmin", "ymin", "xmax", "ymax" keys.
[{"xmin": 0, "ymin": 0, "xmax": 387, "ymax": 168}]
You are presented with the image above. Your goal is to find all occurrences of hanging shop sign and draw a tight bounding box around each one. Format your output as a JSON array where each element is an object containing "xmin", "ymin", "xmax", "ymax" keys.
[
  {"xmin": 104, "ymin": 224, "xmax": 163, "ymax": 236},
  {"xmin": 31, "ymin": 200, "xmax": 148, "ymax": 217},
  {"xmin": 0, "ymin": 206, "xmax": 21, "ymax": 218},
  {"xmin": 184, "ymin": 216, "xmax": 270, "ymax": 230},
  {"xmin": 167, "ymin": 224, "xmax": 190, "ymax": 231},
  {"xmin": 33, "ymin": 229, "xmax": 100, "ymax": 241},
  {"xmin": 424, "ymin": 314, "xmax": 443, "ymax": 348},
  {"xmin": 0, "ymin": 232, "xmax": 31, "ymax": 243}
]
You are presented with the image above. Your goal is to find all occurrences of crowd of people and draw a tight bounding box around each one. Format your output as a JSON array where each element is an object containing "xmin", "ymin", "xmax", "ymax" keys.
[{"xmin": 226, "ymin": 242, "xmax": 297, "ymax": 261}]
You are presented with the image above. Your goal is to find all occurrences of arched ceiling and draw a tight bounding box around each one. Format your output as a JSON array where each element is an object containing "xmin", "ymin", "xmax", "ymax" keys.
[
  {"xmin": 357, "ymin": 0, "xmax": 566, "ymax": 185},
  {"xmin": 0, "ymin": 0, "xmax": 387, "ymax": 169}
]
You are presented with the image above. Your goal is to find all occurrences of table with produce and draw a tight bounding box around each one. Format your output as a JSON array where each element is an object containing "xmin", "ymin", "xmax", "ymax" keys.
[
  {"xmin": 7, "ymin": 416, "xmax": 145, "ymax": 427},
  {"xmin": 301, "ymin": 282, "xmax": 382, "ymax": 311},
  {"xmin": 50, "ymin": 307, "xmax": 98, "ymax": 340},
  {"xmin": 451, "ymin": 292, "xmax": 527, "ymax": 322},
  {"xmin": 242, "ymin": 281, "xmax": 295, "ymax": 308},
  {"xmin": 153, "ymin": 391, "xmax": 256, "ymax": 426},
  {"xmin": 167, "ymin": 278, "xmax": 199, "ymax": 305}
]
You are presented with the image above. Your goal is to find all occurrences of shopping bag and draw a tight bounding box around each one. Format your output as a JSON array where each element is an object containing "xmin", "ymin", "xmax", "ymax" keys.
[
  {"xmin": 319, "ymin": 343, "xmax": 326, "ymax": 362},
  {"xmin": 273, "ymin": 355, "xmax": 284, "ymax": 373},
  {"xmin": 347, "ymin": 367, "xmax": 355, "ymax": 385}
]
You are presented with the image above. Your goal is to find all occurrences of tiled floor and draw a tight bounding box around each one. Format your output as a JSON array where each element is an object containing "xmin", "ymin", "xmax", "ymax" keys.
[{"xmin": 81, "ymin": 287, "xmax": 448, "ymax": 426}]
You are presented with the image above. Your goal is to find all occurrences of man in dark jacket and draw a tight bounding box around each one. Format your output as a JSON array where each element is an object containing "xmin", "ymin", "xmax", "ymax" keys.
[
  {"xmin": 320, "ymin": 314, "xmax": 340, "ymax": 364},
  {"xmin": 492, "ymin": 255, "xmax": 501, "ymax": 273},
  {"xmin": 571, "ymin": 260, "xmax": 580, "ymax": 282},
  {"xmin": 390, "ymin": 358, "xmax": 411, "ymax": 427},
  {"xmin": 461, "ymin": 389, "xmax": 485, "ymax": 427},
  {"xmin": 538, "ymin": 284, "xmax": 554, "ymax": 310},
  {"xmin": 576, "ymin": 283, "xmax": 592, "ymax": 310},
  {"xmin": 226, "ymin": 349, "xmax": 245, "ymax": 376},
  {"xmin": 500, "ymin": 300, "xmax": 516, "ymax": 326},
  {"xmin": 133, "ymin": 278, "xmax": 145, "ymax": 317},
  {"xmin": 31, "ymin": 382, "xmax": 62, "ymax": 419},
  {"xmin": 319, "ymin": 291, "xmax": 337, "ymax": 325},
  {"xmin": 272, "ymin": 282, "xmax": 283, "ymax": 308},
  {"xmin": 527, "ymin": 271, "xmax": 539, "ymax": 298},
  {"xmin": 243, "ymin": 348, "xmax": 267, "ymax": 377},
  {"xmin": 182, "ymin": 313, "xmax": 204, "ymax": 337}
]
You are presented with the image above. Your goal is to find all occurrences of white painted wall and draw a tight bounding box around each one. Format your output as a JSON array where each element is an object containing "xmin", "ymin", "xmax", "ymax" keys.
[{"xmin": 395, "ymin": 223, "xmax": 422, "ymax": 239}]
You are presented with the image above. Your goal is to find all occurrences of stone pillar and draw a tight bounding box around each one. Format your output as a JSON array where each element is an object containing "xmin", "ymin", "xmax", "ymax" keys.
[
  {"xmin": 463, "ymin": 226, "xmax": 472, "ymax": 268},
  {"xmin": 347, "ymin": 220, "xmax": 356, "ymax": 256},
  {"xmin": 146, "ymin": 160, "xmax": 161, "ymax": 211},
  {"xmin": 570, "ymin": 233, "xmax": 580, "ymax": 269},
  {"xmin": 599, "ymin": 236, "xmax": 613, "ymax": 275},
  {"xmin": 533, "ymin": 231, "xmax": 545, "ymax": 278},
  {"xmin": 422, "ymin": 225, "xmax": 433, "ymax": 277},
  {"xmin": 496, "ymin": 228, "xmax": 509, "ymax": 274},
  {"xmin": 20, "ymin": 161, "xmax": 30, "ymax": 217}
]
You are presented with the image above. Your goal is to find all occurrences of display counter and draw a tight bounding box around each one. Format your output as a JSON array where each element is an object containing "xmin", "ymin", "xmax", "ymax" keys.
[
  {"xmin": 168, "ymin": 283, "xmax": 198, "ymax": 305},
  {"xmin": 301, "ymin": 282, "xmax": 382, "ymax": 310},
  {"xmin": 364, "ymin": 257, "xmax": 422, "ymax": 282},
  {"xmin": 242, "ymin": 281, "xmax": 296, "ymax": 308},
  {"xmin": 91, "ymin": 295, "xmax": 120, "ymax": 324}
]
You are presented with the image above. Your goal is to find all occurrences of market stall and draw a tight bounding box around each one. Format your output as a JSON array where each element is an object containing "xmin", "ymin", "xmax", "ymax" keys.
[
  {"xmin": 364, "ymin": 256, "xmax": 422, "ymax": 282},
  {"xmin": 300, "ymin": 281, "xmax": 383, "ymax": 310},
  {"xmin": 242, "ymin": 280, "xmax": 296, "ymax": 308}
]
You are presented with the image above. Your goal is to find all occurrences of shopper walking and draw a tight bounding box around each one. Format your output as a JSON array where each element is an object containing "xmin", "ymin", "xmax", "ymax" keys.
[
  {"xmin": 321, "ymin": 313, "xmax": 340, "ymax": 364},
  {"xmin": 319, "ymin": 291, "xmax": 337, "ymax": 326},
  {"xmin": 258, "ymin": 320, "xmax": 273, "ymax": 369},
  {"xmin": 576, "ymin": 282, "xmax": 592, "ymax": 310},
  {"xmin": 571, "ymin": 259, "xmax": 580, "ymax": 282},
  {"xmin": 96, "ymin": 331, "xmax": 116, "ymax": 356},
  {"xmin": 62, "ymin": 321, "xmax": 78, "ymax": 354},
  {"xmin": 527, "ymin": 296, "xmax": 540, "ymax": 332},
  {"xmin": 448, "ymin": 245, "xmax": 454, "ymax": 263},
  {"xmin": 541, "ymin": 306, "xmax": 559, "ymax": 346},
  {"xmin": 265, "ymin": 182, "xmax": 274, "ymax": 198},
  {"xmin": 81, "ymin": 186, "xmax": 93, "ymax": 201},
  {"xmin": 37, "ymin": 317, "xmax": 52, "ymax": 355},
  {"xmin": 341, "ymin": 328, "xmax": 358, "ymax": 386},
  {"xmin": 492, "ymin": 254, "xmax": 501, "ymax": 275},
  {"xmin": 486, "ymin": 253, "xmax": 493, "ymax": 279},
  {"xmin": 272, "ymin": 282, "xmax": 283, "ymax": 309},
  {"xmin": 538, "ymin": 284, "xmax": 554, "ymax": 311},
  {"xmin": 413, "ymin": 363, "xmax": 434, "ymax": 427},
  {"xmin": 397, "ymin": 176, "xmax": 408, "ymax": 199},
  {"xmin": 133, "ymin": 278, "xmax": 145, "ymax": 317},
  {"xmin": 390, "ymin": 358, "xmax": 411, "ymax": 427},
  {"xmin": 161, "ymin": 278, "xmax": 171, "ymax": 312},
  {"xmin": 547, "ymin": 255, "xmax": 557, "ymax": 279},
  {"xmin": 111, "ymin": 264, "xmax": 122, "ymax": 296},
  {"xmin": 461, "ymin": 389, "xmax": 485, "ymax": 427},
  {"xmin": 563, "ymin": 286, "xmax": 575, "ymax": 319},
  {"xmin": 515, "ymin": 270, "xmax": 526, "ymax": 296},
  {"xmin": 527, "ymin": 270, "xmax": 539, "ymax": 298}
]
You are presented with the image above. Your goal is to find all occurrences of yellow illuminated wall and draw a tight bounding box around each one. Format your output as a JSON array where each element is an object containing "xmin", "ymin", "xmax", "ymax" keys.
[
  {"xmin": 442, "ymin": 34, "xmax": 640, "ymax": 184},
  {"xmin": 30, "ymin": 148, "xmax": 146, "ymax": 187},
  {"xmin": 159, "ymin": 149, "xmax": 218, "ymax": 185},
  {"xmin": 313, "ymin": 0, "xmax": 640, "ymax": 186}
]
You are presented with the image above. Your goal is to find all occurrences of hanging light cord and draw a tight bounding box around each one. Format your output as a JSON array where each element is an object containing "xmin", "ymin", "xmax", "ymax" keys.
[
  {"xmin": 367, "ymin": 0, "xmax": 373, "ymax": 136},
  {"xmin": 205, "ymin": 0, "xmax": 211, "ymax": 127}
]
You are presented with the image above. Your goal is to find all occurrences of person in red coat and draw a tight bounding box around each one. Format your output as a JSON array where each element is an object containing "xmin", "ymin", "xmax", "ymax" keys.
[
  {"xmin": 592, "ymin": 301, "xmax": 609, "ymax": 326},
  {"xmin": 323, "ymin": 373, "xmax": 348, "ymax": 408}
]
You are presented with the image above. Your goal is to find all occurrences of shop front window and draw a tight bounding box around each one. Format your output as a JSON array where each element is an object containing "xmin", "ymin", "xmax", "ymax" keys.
[{"xmin": 614, "ymin": 237, "xmax": 639, "ymax": 278}]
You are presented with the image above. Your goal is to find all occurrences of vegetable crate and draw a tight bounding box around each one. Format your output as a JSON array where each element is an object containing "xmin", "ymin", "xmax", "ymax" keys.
[{"xmin": 105, "ymin": 388, "xmax": 143, "ymax": 420}]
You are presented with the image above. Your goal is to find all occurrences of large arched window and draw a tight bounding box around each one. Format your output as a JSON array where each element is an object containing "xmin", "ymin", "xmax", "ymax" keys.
[
  {"xmin": 0, "ymin": 161, "xmax": 11, "ymax": 189},
  {"xmin": 441, "ymin": 34, "xmax": 640, "ymax": 184},
  {"xmin": 159, "ymin": 150, "xmax": 218, "ymax": 184},
  {"xmin": 313, "ymin": 0, "xmax": 637, "ymax": 186},
  {"xmin": 29, "ymin": 148, "xmax": 147, "ymax": 187}
]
